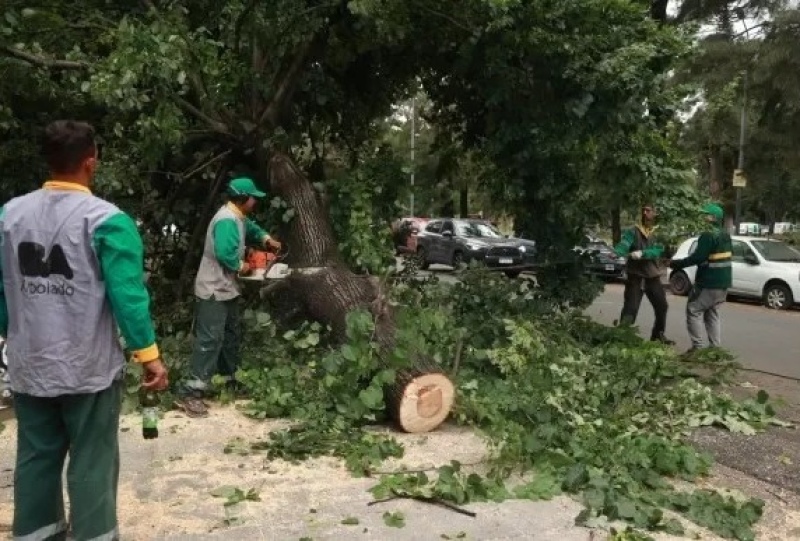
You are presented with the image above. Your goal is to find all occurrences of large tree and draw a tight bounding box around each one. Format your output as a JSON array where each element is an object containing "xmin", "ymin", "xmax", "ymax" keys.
[
  {"xmin": 2, "ymin": 0, "xmax": 694, "ymax": 333},
  {"xmin": 674, "ymin": 1, "xmax": 800, "ymax": 224}
]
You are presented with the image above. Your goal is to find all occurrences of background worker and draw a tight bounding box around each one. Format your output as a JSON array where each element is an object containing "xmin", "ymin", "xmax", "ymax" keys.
[
  {"xmin": 669, "ymin": 203, "xmax": 732, "ymax": 352},
  {"xmin": 614, "ymin": 203, "xmax": 674, "ymax": 344},
  {"xmin": 175, "ymin": 177, "xmax": 280, "ymax": 417}
]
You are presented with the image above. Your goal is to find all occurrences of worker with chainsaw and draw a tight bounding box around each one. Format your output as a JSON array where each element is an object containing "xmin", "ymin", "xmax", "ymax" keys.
[
  {"xmin": 176, "ymin": 177, "xmax": 280, "ymax": 417},
  {"xmin": 614, "ymin": 202, "xmax": 674, "ymax": 344}
]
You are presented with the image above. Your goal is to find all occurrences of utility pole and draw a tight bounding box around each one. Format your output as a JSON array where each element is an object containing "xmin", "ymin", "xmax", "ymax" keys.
[
  {"xmin": 409, "ymin": 96, "xmax": 416, "ymax": 217},
  {"xmin": 734, "ymin": 70, "xmax": 748, "ymax": 230}
]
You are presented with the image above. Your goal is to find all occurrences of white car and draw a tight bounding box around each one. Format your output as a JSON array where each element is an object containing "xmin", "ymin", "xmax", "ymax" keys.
[{"xmin": 669, "ymin": 235, "xmax": 800, "ymax": 310}]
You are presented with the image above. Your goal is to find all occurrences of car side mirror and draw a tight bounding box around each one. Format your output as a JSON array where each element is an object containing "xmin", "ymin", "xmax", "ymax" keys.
[
  {"xmin": 442, "ymin": 230, "xmax": 453, "ymax": 237},
  {"xmin": 744, "ymin": 254, "xmax": 759, "ymax": 265}
]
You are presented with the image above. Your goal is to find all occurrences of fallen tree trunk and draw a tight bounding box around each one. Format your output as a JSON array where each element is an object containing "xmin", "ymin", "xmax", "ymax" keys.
[{"xmin": 266, "ymin": 152, "xmax": 454, "ymax": 433}]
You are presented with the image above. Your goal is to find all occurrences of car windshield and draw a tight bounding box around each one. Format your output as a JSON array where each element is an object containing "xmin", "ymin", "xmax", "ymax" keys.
[
  {"xmin": 751, "ymin": 240, "xmax": 800, "ymax": 262},
  {"xmin": 457, "ymin": 222, "xmax": 504, "ymax": 238}
]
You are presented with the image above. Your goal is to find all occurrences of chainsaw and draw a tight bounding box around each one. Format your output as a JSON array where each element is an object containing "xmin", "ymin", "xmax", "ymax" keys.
[{"xmin": 241, "ymin": 243, "xmax": 291, "ymax": 281}]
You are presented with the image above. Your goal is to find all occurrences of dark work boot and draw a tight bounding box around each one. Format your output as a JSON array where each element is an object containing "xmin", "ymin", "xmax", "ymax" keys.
[{"xmin": 651, "ymin": 333, "xmax": 675, "ymax": 346}]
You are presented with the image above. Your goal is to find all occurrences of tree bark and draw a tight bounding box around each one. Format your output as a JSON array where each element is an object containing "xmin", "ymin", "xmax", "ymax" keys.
[
  {"xmin": 708, "ymin": 144, "xmax": 722, "ymax": 199},
  {"xmin": 650, "ymin": 0, "xmax": 669, "ymax": 23},
  {"xmin": 266, "ymin": 152, "xmax": 454, "ymax": 432},
  {"xmin": 459, "ymin": 187, "xmax": 469, "ymax": 218},
  {"xmin": 612, "ymin": 204, "xmax": 622, "ymax": 245}
]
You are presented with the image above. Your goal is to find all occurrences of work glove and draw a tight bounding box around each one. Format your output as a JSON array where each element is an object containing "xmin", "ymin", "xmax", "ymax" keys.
[
  {"xmin": 630, "ymin": 250, "xmax": 643, "ymax": 260},
  {"xmin": 265, "ymin": 237, "xmax": 282, "ymax": 252}
]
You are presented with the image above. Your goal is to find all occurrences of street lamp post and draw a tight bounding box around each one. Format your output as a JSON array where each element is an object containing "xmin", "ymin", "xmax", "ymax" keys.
[{"xmin": 734, "ymin": 70, "xmax": 748, "ymax": 230}]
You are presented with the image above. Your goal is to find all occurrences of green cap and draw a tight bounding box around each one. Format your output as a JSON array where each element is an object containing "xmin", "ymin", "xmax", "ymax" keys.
[
  {"xmin": 227, "ymin": 177, "xmax": 266, "ymax": 198},
  {"xmin": 701, "ymin": 203, "xmax": 724, "ymax": 221}
]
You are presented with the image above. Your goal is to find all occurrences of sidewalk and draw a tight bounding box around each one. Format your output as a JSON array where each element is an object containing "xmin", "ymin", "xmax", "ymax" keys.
[{"xmin": 1, "ymin": 404, "xmax": 798, "ymax": 540}]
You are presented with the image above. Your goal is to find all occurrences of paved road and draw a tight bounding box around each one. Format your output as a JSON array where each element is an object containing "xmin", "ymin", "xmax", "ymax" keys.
[{"xmin": 586, "ymin": 283, "xmax": 800, "ymax": 380}]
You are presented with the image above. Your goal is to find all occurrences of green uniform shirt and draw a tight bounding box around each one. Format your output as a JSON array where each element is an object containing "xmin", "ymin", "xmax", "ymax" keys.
[
  {"xmin": 672, "ymin": 228, "xmax": 732, "ymax": 290},
  {"xmin": 194, "ymin": 203, "xmax": 269, "ymax": 300}
]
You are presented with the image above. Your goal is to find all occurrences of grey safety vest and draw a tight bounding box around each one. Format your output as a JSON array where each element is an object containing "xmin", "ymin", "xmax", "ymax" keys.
[
  {"xmin": 194, "ymin": 204, "xmax": 245, "ymax": 301},
  {"xmin": 0, "ymin": 188, "xmax": 126, "ymax": 397}
]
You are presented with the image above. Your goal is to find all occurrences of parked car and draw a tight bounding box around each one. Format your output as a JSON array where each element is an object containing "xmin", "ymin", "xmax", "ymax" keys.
[
  {"xmin": 391, "ymin": 217, "xmax": 429, "ymax": 255},
  {"xmin": 416, "ymin": 218, "xmax": 537, "ymax": 277},
  {"xmin": 575, "ymin": 240, "xmax": 627, "ymax": 281},
  {"xmin": 669, "ymin": 235, "xmax": 800, "ymax": 310}
]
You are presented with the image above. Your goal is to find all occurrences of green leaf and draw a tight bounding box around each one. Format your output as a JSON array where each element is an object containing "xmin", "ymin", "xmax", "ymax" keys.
[
  {"xmin": 341, "ymin": 344, "xmax": 358, "ymax": 362},
  {"xmin": 562, "ymin": 464, "xmax": 589, "ymax": 492},
  {"xmin": 382, "ymin": 511, "xmax": 405, "ymax": 528},
  {"xmin": 209, "ymin": 485, "xmax": 238, "ymax": 498},
  {"xmin": 358, "ymin": 385, "xmax": 384, "ymax": 410},
  {"xmin": 341, "ymin": 517, "xmax": 360, "ymax": 525}
]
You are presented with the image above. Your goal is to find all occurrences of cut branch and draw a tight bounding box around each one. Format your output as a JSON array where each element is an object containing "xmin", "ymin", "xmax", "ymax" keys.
[
  {"xmin": 1, "ymin": 46, "xmax": 88, "ymax": 70},
  {"xmin": 258, "ymin": 38, "xmax": 316, "ymax": 128}
]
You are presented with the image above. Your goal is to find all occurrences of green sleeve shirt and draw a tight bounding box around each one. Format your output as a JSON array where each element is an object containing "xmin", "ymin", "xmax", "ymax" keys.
[
  {"xmin": 92, "ymin": 212, "xmax": 159, "ymax": 362},
  {"xmin": 614, "ymin": 227, "xmax": 664, "ymax": 259},
  {"xmin": 212, "ymin": 217, "xmax": 270, "ymax": 272}
]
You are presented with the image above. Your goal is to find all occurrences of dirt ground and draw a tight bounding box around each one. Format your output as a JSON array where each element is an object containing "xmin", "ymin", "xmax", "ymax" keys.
[{"xmin": 1, "ymin": 405, "xmax": 798, "ymax": 540}]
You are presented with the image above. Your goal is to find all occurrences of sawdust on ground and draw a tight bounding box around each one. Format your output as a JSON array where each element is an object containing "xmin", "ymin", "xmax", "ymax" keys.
[
  {"xmin": 0, "ymin": 404, "xmax": 488, "ymax": 539},
  {"xmin": 0, "ymin": 404, "xmax": 798, "ymax": 540}
]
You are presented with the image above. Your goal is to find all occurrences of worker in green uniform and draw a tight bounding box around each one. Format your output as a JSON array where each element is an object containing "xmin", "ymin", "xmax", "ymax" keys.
[
  {"xmin": 0, "ymin": 120, "xmax": 168, "ymax": 541},
  {"xmin": 175, "ymin": 177, "xmax": 280, "ymax": 417},
  {"xmin": 670, "ymin": 203, "xmax": 732, "ymax": 351},
  {"xmin": 614, "ymin": 203, "xmax": 674, "ymax": 344}
]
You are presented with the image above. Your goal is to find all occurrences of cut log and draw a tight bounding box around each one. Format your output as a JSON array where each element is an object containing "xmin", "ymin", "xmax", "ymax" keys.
[
  {"xmin": 267, "ymin": 152, "xmax": 455, "ymax": 433},
  {"xmin": 387, "ymin": 369, "xmax": 455, "ymax": 434}
]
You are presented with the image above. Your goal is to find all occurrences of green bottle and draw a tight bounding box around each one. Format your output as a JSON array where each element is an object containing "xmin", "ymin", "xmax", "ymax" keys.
[{"xmin": 139, "ymin": 388, "xmax": 160, "ymax": 440}]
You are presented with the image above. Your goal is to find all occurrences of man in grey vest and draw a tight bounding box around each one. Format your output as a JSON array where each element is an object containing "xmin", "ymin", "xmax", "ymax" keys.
[
  {"xmin": 0, "ymin": 120, "xmax": 168, "ymax": 541},
  {"xmin": 175, "ymin": 177, "xmax": 279, "ymax": 417}
]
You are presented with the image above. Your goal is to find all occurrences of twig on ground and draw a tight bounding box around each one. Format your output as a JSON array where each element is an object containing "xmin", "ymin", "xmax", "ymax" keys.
[{"xmin": 367, "ymin": 494, "xmax": 477, "ymax": 517}]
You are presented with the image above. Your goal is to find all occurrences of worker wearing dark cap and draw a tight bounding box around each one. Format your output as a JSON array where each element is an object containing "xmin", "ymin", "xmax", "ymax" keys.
[
  {"xmin": 176, "ymin": 177, "xmax": 280, "ymax": 417},
  {"xmin": 670, "ymin": 203, "xmax": 732, "ymax": 352}
]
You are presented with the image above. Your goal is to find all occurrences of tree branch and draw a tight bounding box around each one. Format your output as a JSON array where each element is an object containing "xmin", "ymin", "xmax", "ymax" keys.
[
  {"xmin": 258, "ymin": 38, "xmax": 316, "ymax": 128},
  {"xmin": 175, "ymin": 97, "xmax": 231, "ymax": 135},
  {"xmin": 734, "ymin": 21, "xmax": 768, "ymax": 39},
  {"xmin": 235, "ymin": 0, "xmax": 259, "ymax": 51},
  {"xmin": 1, "ymin": 46, "xmax": 88, "ymax": 70}
]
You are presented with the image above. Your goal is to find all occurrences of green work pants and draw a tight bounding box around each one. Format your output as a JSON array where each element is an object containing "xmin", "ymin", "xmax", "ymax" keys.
[
  {"xmin": 183, "ymin": 296, "xmax": 241, "ymax": 394},
  {"xmin": 13, "ymin": 382, "xmax": 121, "ymax": 541}
]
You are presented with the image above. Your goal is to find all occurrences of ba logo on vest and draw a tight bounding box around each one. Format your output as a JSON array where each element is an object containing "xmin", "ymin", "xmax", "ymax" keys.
[{"xmin": 17, "ymin": 241, "xmax": 76, "ymax": 297}]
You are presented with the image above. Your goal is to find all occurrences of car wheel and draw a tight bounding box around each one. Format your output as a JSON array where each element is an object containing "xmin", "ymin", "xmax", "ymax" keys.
[
  {"xmin": 763, "ymin": 282, "xmax": 793, "ymax": 310},
  {"xmin": 669, "ymin": 271, "xmax": 691, "ymax": 296},
  {"xmin": 416, "ymin": 247, "xmax": 430, "ymax": 270},
  {"xmin": 505, "ymin": 270, "xmax": 521, "ymax": 279},
  {"xmin": 451, "ymin": 251, "xmax": 465, "ymax": 269}
]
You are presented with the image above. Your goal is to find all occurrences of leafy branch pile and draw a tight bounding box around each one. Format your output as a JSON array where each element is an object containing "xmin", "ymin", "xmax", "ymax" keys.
[{"xmin": 231, "ymin": 269, "xmax": 786, "ymax": 540}]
